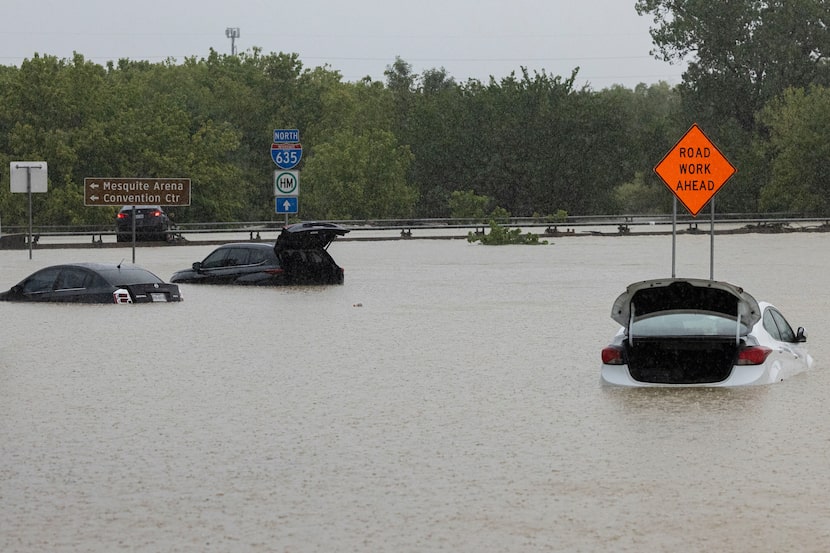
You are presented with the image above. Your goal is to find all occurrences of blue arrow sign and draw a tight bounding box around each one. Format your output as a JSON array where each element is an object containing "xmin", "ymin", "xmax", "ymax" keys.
[
  {"xmin": 276, "ymin": 196, "xmax": 298, "ymax": 214},
  {"xmin": 271, "ymin": 143, "xmax": 303, "ymax": 169}
]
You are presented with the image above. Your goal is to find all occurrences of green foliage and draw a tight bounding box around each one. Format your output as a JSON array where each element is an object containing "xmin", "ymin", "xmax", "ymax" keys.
[
  {"xmin": 4, "ymin": 16, "xmax": 830, "ymax": 228},
  {"xmin": 467, "ymin": 220, "xmax": 548, "ymax": 245},
  {"xmin": 636, "ymin": 0, "xmax": 830, "ymax": 132},
  {"xmin": 301, "ymin": 129, "xmax": 417, "ymax": 219},
  {"xmin": 757, "ymin": 86, "xmax": 830, "ymax": 214},
  {"xmin": 545, "ymin": 209, "xmax": 568, "ymax": 223},
  {"xmin": 449, "ymin": 190, "xmax": 490, "ymax": 221}
]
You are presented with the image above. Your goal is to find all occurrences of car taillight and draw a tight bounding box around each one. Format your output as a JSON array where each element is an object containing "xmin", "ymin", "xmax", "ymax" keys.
[
  {"xmin": 117, "ymin": 213, "xmax": 128, "ymax": 220},
  {"xmin": 736, "ymin": 346, "xmax": 772, "ymax": 365},
  {"xmin": 113, "ymin": 289, "xmax": 132, "ymax": 304},
  {"xmin": 601, "ymin": 345, "xmax": 625, "ymax": 365},
  {"xmin": 151, "ymin": 210, "xmax": 161, "ymax": 217}
]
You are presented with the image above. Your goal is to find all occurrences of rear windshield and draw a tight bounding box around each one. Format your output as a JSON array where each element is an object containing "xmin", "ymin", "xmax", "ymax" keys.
[
  {"xmin": 630, "ymin": 312, "xmax": 748, "ymax": 337},
  {"xmin": 97, "ymin": 267, "xmax": 163, "ymax": 285}
]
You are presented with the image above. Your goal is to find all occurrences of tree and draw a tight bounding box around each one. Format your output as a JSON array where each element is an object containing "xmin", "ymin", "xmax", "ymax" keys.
[
  {"xmin": 757, "ymin": 85, "xmax": 830, "ymax": 214},
  {"xmin": 301, "ymin": 129, "xmax": 417, "ymax": 220},
  {"xmin": 636, "ymin": 0, "xmax": 830, "ymax": 131}
]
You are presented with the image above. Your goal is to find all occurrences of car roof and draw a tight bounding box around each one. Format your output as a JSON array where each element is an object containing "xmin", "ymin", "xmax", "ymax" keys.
[
  {"xmin": 275, "ymin": 222, "xmax": 350, "ymax": 251},
  {"xmin": 214, "ymin": 242, "xmax": 276, "ymax": 250},
  {"xmin": 39, "ymin": 262, "xmax": 164, "ymax": 283},
  {"xmin": 119, "ymin": 205, "xmax": 164, "ymax": 211},
  {"xmin": 610, "ymin": 278, "xmax": 761, "ymax": 328}
]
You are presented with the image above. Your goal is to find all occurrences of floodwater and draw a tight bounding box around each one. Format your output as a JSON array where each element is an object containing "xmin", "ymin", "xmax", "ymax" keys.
[{"xmin": 1, "ymin": 233, "xmax": 829, "ymax": 552}]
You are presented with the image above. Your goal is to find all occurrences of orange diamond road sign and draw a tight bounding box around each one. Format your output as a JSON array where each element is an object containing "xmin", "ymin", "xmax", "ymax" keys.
[{"xmin": 654, "ymin": 123, "xmax": 736, "ymax": 217}]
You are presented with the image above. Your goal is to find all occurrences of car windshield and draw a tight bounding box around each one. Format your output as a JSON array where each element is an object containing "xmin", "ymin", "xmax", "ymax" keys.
[{"xmin": 630, "ymin": 311, "xmax": 749, "ymax": 337}]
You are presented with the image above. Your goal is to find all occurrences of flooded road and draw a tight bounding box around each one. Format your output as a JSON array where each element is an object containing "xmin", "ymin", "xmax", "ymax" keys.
[{"xmin": 1, "ymin": 233, "xmax": 828, "ymax": 552}]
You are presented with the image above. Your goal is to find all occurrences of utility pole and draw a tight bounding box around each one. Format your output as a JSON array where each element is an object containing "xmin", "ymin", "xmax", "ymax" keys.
[{"xmin": 225, "ymin": 27, "xmax": 240, "ymax": 55}]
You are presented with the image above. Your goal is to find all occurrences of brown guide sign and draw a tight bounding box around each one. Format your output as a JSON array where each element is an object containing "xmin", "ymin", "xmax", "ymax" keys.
[
  {"xmin": 84, "ymin": 178, "xmax": 191, "ymax": 207},
  {"xmin": 653, "ymin": 124, "xmax": 736, "ymax": 217}
]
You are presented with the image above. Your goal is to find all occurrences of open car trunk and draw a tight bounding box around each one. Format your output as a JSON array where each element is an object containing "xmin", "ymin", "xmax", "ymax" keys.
[
  {"xmin": 610, "ymin": 278, "xmax": 761, "ymax": 384},
  {"xmin": 625, "ymin": 336, "xmax": 740, "ymax": 384},
  {"xmin": 274, "ymin": 222, "xmax": 349, "ymax": 285}
]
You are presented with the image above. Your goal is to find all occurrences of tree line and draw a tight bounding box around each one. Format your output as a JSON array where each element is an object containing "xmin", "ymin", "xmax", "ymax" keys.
[{"xmin": 1, "ymin": 0, "xmax": 829, "ymax": 227}]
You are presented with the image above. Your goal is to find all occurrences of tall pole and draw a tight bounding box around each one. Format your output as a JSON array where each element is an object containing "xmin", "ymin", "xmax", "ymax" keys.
[
  {"xmin": 671, "ymin": 198, "xmax": 677, "ymax": 278},
  {"xmin": 710, "ymin": 199, "xmax": 715, "ymax": 280},
  {"xmin": 225, "ymin": 27, "xmax": 240, "ymax": 55},
  {"xmin": 27, "ymin": 168, "xmax": 33, "ymax": 260}
]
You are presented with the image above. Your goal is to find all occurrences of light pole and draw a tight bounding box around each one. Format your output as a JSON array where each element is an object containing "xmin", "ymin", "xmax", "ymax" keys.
[{"xmin": 225, "ymin": 27, "xmax": 240, "ymax": 55}]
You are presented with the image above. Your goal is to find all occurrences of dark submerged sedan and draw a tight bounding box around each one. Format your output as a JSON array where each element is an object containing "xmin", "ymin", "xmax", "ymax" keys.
[
  {"xmin": 170, "ymin": 222, "xmax": 349, "ymax": 285},
  {"xmin": 116, "ymin": 205, "xmax": 172, "ymax": 242},
  {"xmin": 0, "ymin": 263, "xmax": 182, "ymax": 303}
]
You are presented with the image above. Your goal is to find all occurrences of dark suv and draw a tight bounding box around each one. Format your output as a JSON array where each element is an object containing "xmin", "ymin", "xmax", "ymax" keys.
[
  {"xmin": 169, "ymin": 222, "xmax": 350, "ymax": 285},
  {"xmin": 116, "ymin": 205, "xmax": 171, "ymax": 242}
]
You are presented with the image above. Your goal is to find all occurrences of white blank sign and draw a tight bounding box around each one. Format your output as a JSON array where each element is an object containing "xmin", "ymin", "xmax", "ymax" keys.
[{"xmin": 10, "ymin": 161, "xmax": 48, "ymax": 193}]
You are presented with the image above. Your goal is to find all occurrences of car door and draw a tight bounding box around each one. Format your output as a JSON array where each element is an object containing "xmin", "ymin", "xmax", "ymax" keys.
[
  {"xmin": 198, "ymin": 247, "xmax": 250, "ymax": 284},
  {"xmin": 762, "ymin": 306, "xmax": 810, "ymax": 378},
  {"xmin": 16, "ymin": 267, "xmax": 62, "ymax": 301},
  {"xmin": 52, "ymin": 267, "xmax": 112, "ymax": 303}
]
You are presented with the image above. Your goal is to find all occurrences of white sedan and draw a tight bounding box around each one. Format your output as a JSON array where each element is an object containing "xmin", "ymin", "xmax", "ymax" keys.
[{"xmin": 600, "ymin": 278, "xmax": 813, "ymax": 386}]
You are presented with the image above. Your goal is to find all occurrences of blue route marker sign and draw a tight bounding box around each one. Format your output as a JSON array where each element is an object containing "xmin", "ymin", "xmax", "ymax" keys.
[
  {"xmin": 276, "ymin": 196, "xmax": 298, "ymax": 214},
  {"xmin": 270, "ymin": 143, "xmax": 303, "ymax": 169}
]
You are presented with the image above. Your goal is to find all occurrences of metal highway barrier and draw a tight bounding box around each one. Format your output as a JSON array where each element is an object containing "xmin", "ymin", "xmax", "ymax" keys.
[{"xmin": 2, "ymin": 214, "xmax": 829, "ymax": 249}]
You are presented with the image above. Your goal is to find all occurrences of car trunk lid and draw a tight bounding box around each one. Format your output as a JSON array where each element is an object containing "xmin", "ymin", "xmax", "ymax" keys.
[
  {"xmin": 274, "ymin": 222, "xmax": 350, "ymax": 251},
  {"xmin": 611, "ymin": 278, "xmax": 761, "ymax": 329}
]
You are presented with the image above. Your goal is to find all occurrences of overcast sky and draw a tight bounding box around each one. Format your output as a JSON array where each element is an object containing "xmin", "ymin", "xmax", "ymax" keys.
[{"xmin": 1, "ymin": 0, "xmax": 687, "ymax": 90}]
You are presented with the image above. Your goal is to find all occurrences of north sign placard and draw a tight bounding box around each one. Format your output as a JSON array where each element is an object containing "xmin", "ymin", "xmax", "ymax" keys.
[
  {"xmin": 274, "ymin": 170, "xmax": 299, "ymax": 195},
  {"xmin": 654, "ymin": 123, "xmax": 736, "ymax": 217},
  {"xmin": 84, "ymin": 177, "xmax": 192, "ymax": 206}
]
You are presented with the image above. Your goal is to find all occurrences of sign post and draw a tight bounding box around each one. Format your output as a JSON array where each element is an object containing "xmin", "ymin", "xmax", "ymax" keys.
[
  {"xmin": 271, "ymin": 130, "xmax": 302, "ymax": 224},
  {"xmin": 10, "ymin": 161, "xmax": 48, "ymax": 260},
  {"xmin": 654, "ymin": 124, "xmax": 736, "ymax": 279}
]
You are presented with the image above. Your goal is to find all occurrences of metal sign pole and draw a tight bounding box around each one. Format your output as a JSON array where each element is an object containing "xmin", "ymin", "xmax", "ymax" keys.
[
  {"xmin": 132, "ymin": 205, "xmax": 137, "ymax": 264},
  {"xmin": 672, "ymin": 198, "xmax": 677, "ymax": 278},
  {"xmin": 27, "ymin": 168, "xmax": 33, "ymax": 260},
  {"xmin": 710, "ymin": 199, "xmax": 715, "ymax": 280}
]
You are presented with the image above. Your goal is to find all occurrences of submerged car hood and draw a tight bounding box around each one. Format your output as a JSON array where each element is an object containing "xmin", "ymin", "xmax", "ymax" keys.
[
  {"xmin": 274, "ymin": 222, "xmax": 350, "ymax": 252},
  {"xmin": 610, "ymin": 278, "xmax": 761, "ymax": 328}
]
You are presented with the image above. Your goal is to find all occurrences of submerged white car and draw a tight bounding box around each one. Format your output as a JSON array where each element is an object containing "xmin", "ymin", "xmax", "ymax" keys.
[{"xmin": 600, "ymin": 278, "xmax": 813, "ymax": 386}]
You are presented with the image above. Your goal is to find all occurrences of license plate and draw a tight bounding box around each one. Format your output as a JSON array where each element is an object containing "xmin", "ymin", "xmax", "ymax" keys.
[
  {"xmin": 150, "ymin": 293, "xmax": 167, "ymax": 302},
  {"xmin": 135, "ymin": 214, "xmax": 144, "ymax": 219}
]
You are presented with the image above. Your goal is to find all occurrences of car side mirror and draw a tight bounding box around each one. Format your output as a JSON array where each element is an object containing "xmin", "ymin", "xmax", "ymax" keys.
[
  {"xmin": 796, "ymin": 327, "xmax": 807, "ymax": 342},
  {"xmin": 192, "ymin": 261, "xmax": 202, "ymax": 273}
]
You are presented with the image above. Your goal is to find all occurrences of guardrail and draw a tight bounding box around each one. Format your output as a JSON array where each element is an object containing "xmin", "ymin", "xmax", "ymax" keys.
[{"xmin": 2, "ymin": 214, "xmax": 830, "ymax": 249}]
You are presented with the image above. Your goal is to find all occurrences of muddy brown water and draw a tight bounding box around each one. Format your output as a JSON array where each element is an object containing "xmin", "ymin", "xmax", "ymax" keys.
[{"xmin": 1, "ymin": 234, "xmax": 828, "ymax": 552}]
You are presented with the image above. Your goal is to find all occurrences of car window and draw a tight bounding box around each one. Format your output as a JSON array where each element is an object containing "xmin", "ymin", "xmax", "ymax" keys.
[
  {"xmin": 248, "ymin": 248, "xmax": 268, "ymax": 264},
  {"xmin": 766, "ymin": 307, "xmax": 796, "ymax": 342},
  {"xmin": 202, "ymin": 248, "xmax": 231, "ymax": 269},
  {"xmin": 762, "ymin": 310, "xmax": 781, "ymax": 340},
  {"xmin": 56, "ymin": 268, "xmax": 91, "ymax": 290},
  {"xmin": 22, "ymin": 267, "xmax": 61, "ymax": 293},
  {"xmin": 630, "ymin": 312, "xmax": 747, "ymax": 337},
  {"xmin": 97, "ymin": 267, "xmax": 163, "ymax": 285},
  {"xmin": 226, "ymin": 248, "xmax": 251, "ymax": 266}
]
